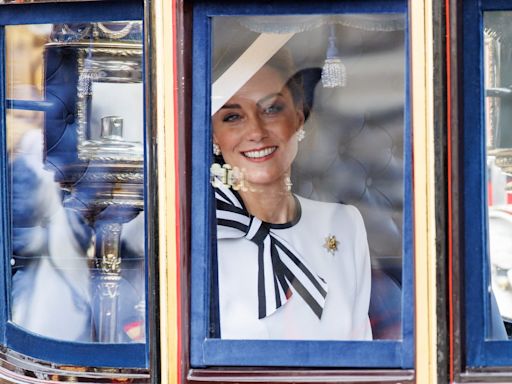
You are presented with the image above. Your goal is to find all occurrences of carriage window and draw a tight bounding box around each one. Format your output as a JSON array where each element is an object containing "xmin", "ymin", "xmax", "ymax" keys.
[
  {"xmin": 461, "ymin": 2, "xmax": 512, "ymax": 371},
  {"xmin": 191, "ymin": 4, "xmax": 413, "ymax": 368},
  {"xmin": 6, "ymin": 21, "xmax": 146, "ymax": 347},
  {"xmin": 210, "ymin": 14, "xmax": 404, "ymax": 341},
  {"xmin": 484, "ymin": 11, "xmax": 512, "ymax": 340}
]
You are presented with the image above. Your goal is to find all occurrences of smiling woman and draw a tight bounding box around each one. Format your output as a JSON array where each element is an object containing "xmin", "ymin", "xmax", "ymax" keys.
[
  {"xmin": 210, "ymin": 45, "xmax": 372, "ymax": 340},
  {"xmin": 212, "ymin": 64, "xmax": 304, "ymax": 223}
]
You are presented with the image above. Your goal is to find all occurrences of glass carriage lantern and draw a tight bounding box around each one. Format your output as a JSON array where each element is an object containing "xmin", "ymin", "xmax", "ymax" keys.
[{"xmin": 42, "ymin": 22, "xmax": 144, "ymax": 343}]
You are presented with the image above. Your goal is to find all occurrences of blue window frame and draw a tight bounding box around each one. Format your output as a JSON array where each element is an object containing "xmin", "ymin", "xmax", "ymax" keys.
[
  {"xmin": 0, "ymin": 1, "xmax": 147, "ymax": 368},
  {"xmin": 462, "ymin": 0, "xmax": 512, "ymax": 368},
  {"xmin": 190, "ymin": 0, "xmax": 413, "ymax": 368}
]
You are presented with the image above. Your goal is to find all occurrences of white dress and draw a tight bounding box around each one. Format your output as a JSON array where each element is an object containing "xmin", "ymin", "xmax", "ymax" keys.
[{"xmin": 217, "ymin": 195, "xmax": 372, "ymax": 340}]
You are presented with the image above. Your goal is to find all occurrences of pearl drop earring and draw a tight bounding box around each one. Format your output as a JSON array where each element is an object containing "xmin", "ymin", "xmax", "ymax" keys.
[
  {"xmin": 213, "ymin": 143, "xmax": 221, "ymax": 156},
  {"xmin": 297, "ymin": 127, "xmax": 305, "ymax": 142}
]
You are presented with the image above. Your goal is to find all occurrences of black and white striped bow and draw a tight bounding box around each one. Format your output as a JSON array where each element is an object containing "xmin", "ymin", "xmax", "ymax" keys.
[{"xmin": 215, "ymin": 182, "xmax": 328, "ymax": 319}]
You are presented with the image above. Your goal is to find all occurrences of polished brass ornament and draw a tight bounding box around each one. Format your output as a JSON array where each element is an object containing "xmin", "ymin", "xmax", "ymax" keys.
[
  {"xmin": 323, "ymin": 234, "xmax": 339, "ymax": 255},
  {"xmin": 43, "ymin": 25, "xmax": 144, "ymax": 343}
]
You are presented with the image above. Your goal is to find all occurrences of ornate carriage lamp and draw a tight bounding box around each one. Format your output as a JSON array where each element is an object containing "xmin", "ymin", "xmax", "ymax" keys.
[{"xmin": 43, "ymin": 22, "xmax": 144, "ymax": 343}]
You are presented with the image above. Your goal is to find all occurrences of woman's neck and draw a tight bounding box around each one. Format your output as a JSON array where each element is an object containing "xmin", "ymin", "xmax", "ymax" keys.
[{"xmin": 239, "ymin": 186, "xmax": 296, "ymax": 224}]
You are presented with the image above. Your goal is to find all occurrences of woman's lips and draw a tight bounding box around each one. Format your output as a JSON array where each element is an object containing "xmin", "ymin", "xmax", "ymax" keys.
[{"xmin": 241, "ymin": 146, "xmax": 277, "ymax": 160}]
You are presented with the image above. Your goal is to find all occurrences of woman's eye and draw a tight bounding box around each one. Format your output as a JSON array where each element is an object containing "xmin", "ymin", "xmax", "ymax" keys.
[
  {"xmin": 262, "ymin": 103, "xmax": 284, "ymax": 115},
  {"xmin": 222, "ymin": 113, "xmax": 241, "ymax": 123}
]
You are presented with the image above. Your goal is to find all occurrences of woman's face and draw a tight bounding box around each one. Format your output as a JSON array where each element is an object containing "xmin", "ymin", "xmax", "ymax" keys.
[{"xmin": 212, "ymin": 66, "xmax": 304, "ymax": 189}]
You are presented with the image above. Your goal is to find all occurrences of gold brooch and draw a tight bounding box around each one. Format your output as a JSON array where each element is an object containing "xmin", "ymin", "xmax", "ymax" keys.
[{"xmin": 323, "ymin": 235, "xmax": 339, "ymax": 255}]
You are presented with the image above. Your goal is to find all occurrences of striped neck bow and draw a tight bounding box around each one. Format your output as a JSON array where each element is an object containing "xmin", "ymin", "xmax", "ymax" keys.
[{"xmin": 214, "ymin": 182, "xmax": 328, "ymax": 319}]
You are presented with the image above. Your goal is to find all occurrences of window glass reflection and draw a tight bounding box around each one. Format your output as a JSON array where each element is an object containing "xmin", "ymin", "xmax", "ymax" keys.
[
  {"xmin": 6, "ymin": 22, "xmax": 146, "ymax": 343},
  {"xmin": 210, "ymin": 15, "xmax": 405, "ymax": 341},
  {"xmin": 484, "ymin": 11, "xmax": 512, "ymax": 340}
]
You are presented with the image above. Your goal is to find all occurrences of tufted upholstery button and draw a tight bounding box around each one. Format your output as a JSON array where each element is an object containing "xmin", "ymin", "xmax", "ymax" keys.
[
  {"xmin": 366, "ymin": 177, "xmax": 373, "ymax": 187},
  {"xmin": 44, "ymin": 45, "xmax": 88, "ymax": 186},
  {"xmin": 65, "ymin": 113, "xmax": 75, "ymax": 124}
]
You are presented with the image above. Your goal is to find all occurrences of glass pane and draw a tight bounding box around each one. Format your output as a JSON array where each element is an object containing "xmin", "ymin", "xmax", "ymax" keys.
[
  {"xmin": 484, "ymin": 11, "xmax": 512, "ymax": 340},
  {"xmin": 211, "ymin": 15, "xmax": 405, "ymax": 340},
  {"xmin": 6, "ymin": 22, "xmax": 146, "ymax": 343}
]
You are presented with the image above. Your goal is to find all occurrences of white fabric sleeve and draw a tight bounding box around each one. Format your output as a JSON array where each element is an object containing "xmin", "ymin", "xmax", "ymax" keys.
[
  {"xmin": 11, "ymin": 131, "xmax": 91, "ymax": 341},
  {"xmin": 348, "ymin": 205, "xmax": 373, "ymax": 340}
]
